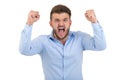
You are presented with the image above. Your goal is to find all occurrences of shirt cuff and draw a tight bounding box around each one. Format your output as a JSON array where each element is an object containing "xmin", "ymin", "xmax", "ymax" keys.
[
  {"xmin": 25, "ymin": 24, "xmax": 33, "ymax": 27},
  {"xmin": 91, "ymin": 22, "xmax": 103, "ymax": 32},
  {"xmin": 91, "ymin": 22, "xmax": 99, "ymax": 26},
  {"xmin": 22, "ymin": 24, "xmax": 33, "ymax": 32}
]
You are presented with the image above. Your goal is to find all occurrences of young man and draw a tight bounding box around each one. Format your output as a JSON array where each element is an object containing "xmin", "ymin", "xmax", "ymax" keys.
[{"xmin": 19, "ymin": 4, "xmax": 106, "ymax": 80}]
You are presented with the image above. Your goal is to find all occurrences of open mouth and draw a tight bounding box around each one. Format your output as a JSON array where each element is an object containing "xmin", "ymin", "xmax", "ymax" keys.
[{"xmin": 58, "ymin": 27, "xmax": 65, "ymax": 32}]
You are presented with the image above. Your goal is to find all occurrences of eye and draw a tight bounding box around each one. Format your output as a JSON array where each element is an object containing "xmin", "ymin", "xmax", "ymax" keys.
[
  {"xmin": 64, "ymin": 18, "xmax": 69, "ymax": 22},
  {"xmin": 54, "ymin": 19, "xmax": 60, "ymax": 23}
]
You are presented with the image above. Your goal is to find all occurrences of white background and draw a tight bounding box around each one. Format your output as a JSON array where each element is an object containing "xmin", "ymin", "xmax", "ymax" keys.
[{"xmin": 0, "ymin": 0, "xmax": 120, "ymax": 80}]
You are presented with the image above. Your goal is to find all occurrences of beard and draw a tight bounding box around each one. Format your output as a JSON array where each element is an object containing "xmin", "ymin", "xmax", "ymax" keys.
[{"xmin": 53, "ymin": 28, "xmax": 70, "ymax": 40}]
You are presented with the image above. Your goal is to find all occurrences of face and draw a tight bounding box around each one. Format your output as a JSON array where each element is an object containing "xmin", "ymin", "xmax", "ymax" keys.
[{"xmin": 49, "ymin": 13, "xmax": 72, "ymax": 40}]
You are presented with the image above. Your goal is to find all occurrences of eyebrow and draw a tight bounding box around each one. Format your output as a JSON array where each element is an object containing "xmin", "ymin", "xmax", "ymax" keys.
[{"xmin": 54, "ymin": 17, "xmax": 69, "ymax": 20}]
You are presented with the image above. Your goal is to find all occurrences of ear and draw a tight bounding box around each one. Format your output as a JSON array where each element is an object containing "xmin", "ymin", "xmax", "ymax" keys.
[
  {"xmin": 70, "ymin": 20, "xmax": 72, "ymax": 26},
  {"xmin": 49, "ymin": 21, "xmax": 52, "ymax": 27}
]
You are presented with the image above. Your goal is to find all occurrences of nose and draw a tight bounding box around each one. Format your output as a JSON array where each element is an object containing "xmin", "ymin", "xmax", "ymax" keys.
[{"xmin": 58, "ymin": 21, "xmax": 64, "ymax": 26}]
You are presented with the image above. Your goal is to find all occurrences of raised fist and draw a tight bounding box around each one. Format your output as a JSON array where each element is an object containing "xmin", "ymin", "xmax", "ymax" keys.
[
  {"xmin": 26, "ymin": 10, "xmax": 40, "ymax": 25},
  {"xmin": 85, "ymin": 9, "xmax": 97, "ymax": 23}
]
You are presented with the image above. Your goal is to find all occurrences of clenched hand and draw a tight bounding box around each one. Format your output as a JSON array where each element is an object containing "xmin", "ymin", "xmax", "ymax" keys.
[
  {"xmin": 26, "ymin": 10, "xmax": 40, "ymax": 25},
  {"xmin": 85, "ymin": 10, "xmax": 98, "ymax": 23}
]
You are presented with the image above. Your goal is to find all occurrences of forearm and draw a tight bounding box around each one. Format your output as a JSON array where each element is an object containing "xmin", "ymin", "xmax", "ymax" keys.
[
  {"xmin": 92, "ymin": 22, "xmax": 106, "ymax": 50},
  {"xmin": 19, "ymin": 24, "xmax": 33, "ymax": 55}
]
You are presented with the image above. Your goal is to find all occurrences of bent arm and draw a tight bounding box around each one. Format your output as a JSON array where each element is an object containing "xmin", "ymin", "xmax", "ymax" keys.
[
  {"xmin": 19, "ymin": 25, "xmax": 43, "ymax": 56},
  {"xmin": 82, "ymin": 22, "xmax": 106, "ymax": 51}
]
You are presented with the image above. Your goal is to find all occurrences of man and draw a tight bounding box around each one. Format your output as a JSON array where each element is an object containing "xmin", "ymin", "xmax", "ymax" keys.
[{"xmin": 19, "ymin": 4, "xmax": 106, "ymax": 80}]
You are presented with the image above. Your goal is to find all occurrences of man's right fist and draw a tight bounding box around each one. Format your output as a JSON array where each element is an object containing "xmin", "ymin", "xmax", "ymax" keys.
[{"xmin": 26, "ymin": 10, "xmax": 40, "ymax": 25}]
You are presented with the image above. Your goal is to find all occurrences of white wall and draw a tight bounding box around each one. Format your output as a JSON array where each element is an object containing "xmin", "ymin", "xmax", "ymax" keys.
[{"xmin": 0, "ymin": 0, "xmax": 120, "ymax": 80}]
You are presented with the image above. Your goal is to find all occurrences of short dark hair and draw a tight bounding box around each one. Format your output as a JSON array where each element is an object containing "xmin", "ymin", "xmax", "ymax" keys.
[{"xmin": 50, "ymin": 4, "xmax": 71, "ymax": 20}]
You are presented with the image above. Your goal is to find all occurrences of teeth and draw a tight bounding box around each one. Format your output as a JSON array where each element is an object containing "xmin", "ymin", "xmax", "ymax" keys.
[
  {"xmin": 58, "ymin": 27, "xmax": 65, "ymax": 32},
  {"xmin": 58, "ymin": 29, "xmax": 65, "ymax": 32},
  {"xmin": 58, "ymin": 27, "xmax": 64, "ymax": 29}
]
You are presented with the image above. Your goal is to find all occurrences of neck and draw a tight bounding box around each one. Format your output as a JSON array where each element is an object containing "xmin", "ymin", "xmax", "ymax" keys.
[{"xmin": 53, "ymin": 33, "xmax": 68, "ymax": 45}]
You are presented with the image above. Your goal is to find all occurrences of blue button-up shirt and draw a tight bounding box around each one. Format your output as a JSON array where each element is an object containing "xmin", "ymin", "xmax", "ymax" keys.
[{"xmin": 19, "ymin": 23, "xmax": 106, "ymax": 80}]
